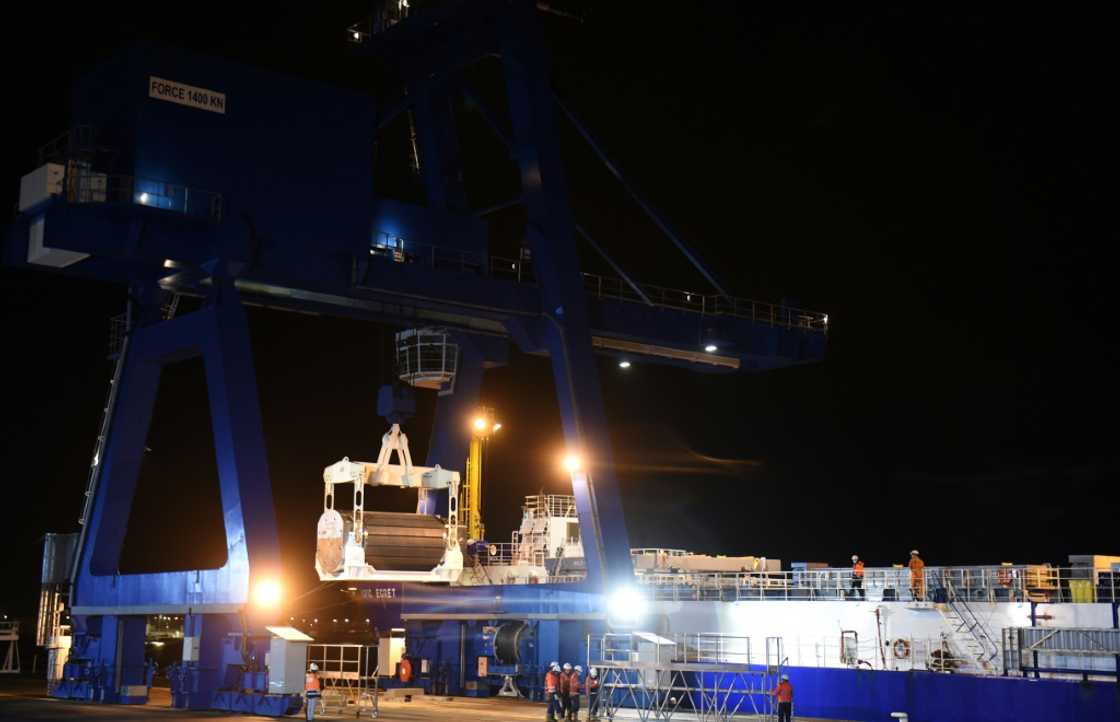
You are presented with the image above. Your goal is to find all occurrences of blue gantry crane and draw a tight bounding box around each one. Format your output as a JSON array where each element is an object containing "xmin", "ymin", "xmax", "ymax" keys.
[{"xmin": 8, "ymin": 0, "xmax": 827, "ymax": 711}]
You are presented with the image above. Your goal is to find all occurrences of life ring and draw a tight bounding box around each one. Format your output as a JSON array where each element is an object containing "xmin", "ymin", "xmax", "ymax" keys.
[
  {"xmin": 892, "ymin": 639, "xmax": 911, "ymax": 659},
  {"xmin": 997, "ymin": 568, "xmax": 1012, "ymax": 586},
  {"xmin": 398, "ymin": 658, "xmax": 413, "ymax": 683}
]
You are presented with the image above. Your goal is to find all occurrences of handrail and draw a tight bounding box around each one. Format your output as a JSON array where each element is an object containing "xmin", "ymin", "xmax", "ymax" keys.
[
  {"xmin": 65, "ymin": 170, "xmax": 223, "ymax": 222},
  {"xmin": 631, "ymin": 564, "xmax": 1119, "ymax": 604},
  {"xmin": 360, "ymin": 234, "xmax": 829, "ymax": 332}
]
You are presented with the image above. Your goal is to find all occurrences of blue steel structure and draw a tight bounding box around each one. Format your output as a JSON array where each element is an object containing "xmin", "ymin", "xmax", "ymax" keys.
[{"xmin": 7, "ymin": 0, "xmax": 827, "ymax": 712}]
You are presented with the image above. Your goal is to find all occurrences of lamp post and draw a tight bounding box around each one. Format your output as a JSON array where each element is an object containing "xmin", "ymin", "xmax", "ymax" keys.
[{"xmin": 464, "ymin": 407, "xmax": 501, "ymax": 541}]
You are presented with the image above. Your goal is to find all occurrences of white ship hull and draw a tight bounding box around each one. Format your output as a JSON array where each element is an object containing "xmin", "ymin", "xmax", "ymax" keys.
[{"xmin": 652, "ymin": 599, "xmax": 1118, "ymax": 678}]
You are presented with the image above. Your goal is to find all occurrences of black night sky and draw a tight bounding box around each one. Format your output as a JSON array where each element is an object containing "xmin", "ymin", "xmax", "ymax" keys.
[{"xmin": 2, "ymin": 2, "xmax": 1117, "ymax": 627}]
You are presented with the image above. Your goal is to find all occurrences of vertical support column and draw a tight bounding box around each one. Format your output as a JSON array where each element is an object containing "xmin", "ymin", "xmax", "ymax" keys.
[
  {"xmin": 500, "ymin": 2, "xmax": 633, "ymax": 588},
  {"xmin": 418, "ymin": 338, "xmax": 485, "ymax": 516},
  {"xmin": 180, "ymin": 613, "xmax": 237, "ymax": 710},
  {"xmin": 1113, "ymin": 601, "xmax": 1119, "ymax": 682},
  {"xmin": 411, "ymin": 76, "xmax": 469, "ymax": 217},
  {"xmin": 1030, "ymin": 602, "xmax": 1040, "ymax": 679},
  {"xmin": 114, "ymin": 615, "xmax": 148, "ymax": 704}
]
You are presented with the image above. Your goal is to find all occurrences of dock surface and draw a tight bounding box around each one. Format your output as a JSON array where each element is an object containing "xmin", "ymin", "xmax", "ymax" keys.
[{"xmin": 1, "ymin": 678, "xmax": 850, "ymax": 721}]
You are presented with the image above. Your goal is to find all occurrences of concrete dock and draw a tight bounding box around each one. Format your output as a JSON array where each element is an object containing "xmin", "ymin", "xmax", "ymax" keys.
[{"xmin": 1, "ymin": 678, "xmax": 850, "ymax": 721}]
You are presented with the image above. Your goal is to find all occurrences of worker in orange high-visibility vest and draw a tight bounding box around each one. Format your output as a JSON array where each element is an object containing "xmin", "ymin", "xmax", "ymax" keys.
[
  {"xmin": 558, "ymin": 663, "xmax": 574, "ymax": 719},
  {"xmin": 771, "ymin": 673, "xmax": 794, "ymax": 722},
  {"xmin": 304, "ymin": 663, "xmax": 322, "ymax": 721},
  {"xmin": 567, "ymin": 665, "xmax": 583, "ymax": 721},
  {"xmin": 587, "ymin": 667, "xmax": 601, "ymax": 721},
  {"xmin": 544, "ymin": 662, "xmax": 562, "ymax": 721},
  {"xmin": 850, "ymin": 554, "xmax": 866, "ymax": 600},
  {"xmin": 909, "ymin": 549, "xmax": 926, "ymax": 601}
]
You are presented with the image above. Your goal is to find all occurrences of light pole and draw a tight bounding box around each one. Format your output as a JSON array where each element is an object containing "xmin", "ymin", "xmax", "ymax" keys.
[{"xmin": 464, "ymin": 407, "xmax": 502, "ymax": 541}]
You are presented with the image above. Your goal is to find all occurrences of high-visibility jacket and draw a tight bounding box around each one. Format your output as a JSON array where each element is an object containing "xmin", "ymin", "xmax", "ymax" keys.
[
  {"xmin": 772, "ymin": 681, "xmax": 793, "ymax": 703},
  {"xmin": 305, "ymin": 672, "xmax": 321, "ymax": 695},
  {"xmin": 569, "ymin": 673, "xmax": 581, "ymax": 694},
  {"xmin": 544, "ymin": 670, "xmax": 559, "ymax": 694},
  {"xmin": 588, "ymin": 677, "xmax": 600, "ymax": 692},
  {"xmin": 559, "ymin": 671, "xmax": 573, "ymax": 694},
  {"xmin": 909, "ymin": 557, "xmax": 925, "ymax": 580},
  {"xmin": 852, "ymin": 561, "xmax": 865, "ymax": 578}
]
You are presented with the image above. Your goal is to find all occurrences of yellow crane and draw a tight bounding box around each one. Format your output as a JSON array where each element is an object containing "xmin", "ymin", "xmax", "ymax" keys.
[{"xmin": 464, "ymin": 408, "xmax": 501, "ymax": 541}]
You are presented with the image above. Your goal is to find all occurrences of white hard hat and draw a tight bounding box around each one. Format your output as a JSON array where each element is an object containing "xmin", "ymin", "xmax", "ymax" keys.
[
  {"xmin": 309, "ymin": 663, "xmax": 319, "ymax": 671},
  {"xmin": 562, "ymin": 662, "xmax": 572, "ymax": 670},
  {"xmin": 781, "ymin": 673, "xmax": 789, "ymax": 680},
  {"xmin": 550, "ymin": 662, "xmax": 560, "ymax": 671},
  {"xmin": 851, "ymin": 555, "xmax": 859, "ymax": 561},
  {"xmin": 574, "ymin": 665, "xmax": 582, "ymax": 673},
  {"xmin": 910, "ymin": 549, "xmax": 920, "ymax": 555},
  {"xmin": 589, "ymin": 667, "xmax": 598, "ymax": 677}
]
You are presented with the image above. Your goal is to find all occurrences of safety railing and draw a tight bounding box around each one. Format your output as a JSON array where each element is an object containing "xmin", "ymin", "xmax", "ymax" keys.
[
  {"xmin": 305, "ymin": 644, "xmax": 379, "ymax": 716},
  {"xmin": 37, "ymin": 126, "xmax": 101, "ymax": 166},
  {"xmin": 528, "ymin": 257, "xmax": 827, "ymax": 331},
  {"xmin": 1003, "ymin": 627, "xmax": 1120, "ymax": 681},
  {"xmin": 632, "ymin": 565, "xmax": 1120, "ymax": 604},
  {"xmin": 473, "ymin": 542, "xmax": 523, "ymax": 566},
  {"xmin": 65, "ymin": 168, "xmax": 223, "ymax": 222},
  {"xmin": 671, "ymin": 633, "xmax": 753, "ymax": 665},
  {"xmin": 358, "ymin": 237, "xmax": 829, "ymax": 332},
  {"xmin": 369, "ymin": 233, "xmax": 486, "ymax": 273},
  {"xmin": 394, "ymin": 327, "xmax": 458, "ymax": 388},
  {"xmin": 523, "ymin": 494, "xmax": 579, "ymax": 519}
]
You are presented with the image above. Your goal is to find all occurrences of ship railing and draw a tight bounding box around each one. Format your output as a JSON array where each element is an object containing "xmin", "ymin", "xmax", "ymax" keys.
[
  {"xmin": 471, "ymin": 540, "xmax": 551, "ymax": 568},
  {"xmin": 633, "ymin": 565, "xmax": 1119, "ymax": 604},
  {"xmin": 631, "ymin": 548, "xmax": 690, "ymax": 557},
  {"xmin": 1003, "ymin": 626, "xmax": 1120, "ymax": 681},
  {"xmin": 522, "ymin": 494, "xmax": 579, "ymax": 519},
  {"xmin": 784, "ymin": 634, "xmax": 968, "ymax": 674}
]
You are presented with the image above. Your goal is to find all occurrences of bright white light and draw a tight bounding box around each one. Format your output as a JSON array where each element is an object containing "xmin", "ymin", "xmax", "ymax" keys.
[
  {"xmin": 704, "ymin": 344, "xmax": 718, "ymax": 353},
  {"xmin": 823, "ymin": 314, "xmax": 829, "ymax": 324},
  {"xmin": 491, "ymin": 422, "xmax": 502, "ymax": 433},
  {"xmin": 138, "ymin": 192, "xmax": 150, "ymax": 205},
  {"xmin": 618, "ymin": 360, "xmax": 631, "ymax": 369},
  {"xmin": 150, "ymin": 641, "xmax": 164, "ymax": 647},
  {"xmin": 562, "ymin": 453, "xmax": 583, "ymax": 473},
  {"xmin": 353, "ymin": 31, "xmax": 361, "ymax": 40},
  {"xmin": 606, "ymin": 586, "xmax": 647, "ymax": 624},
  {"xmin": 473, "ymin": 417, "xmax": 488, "ymax": 432},
  {"xmin": 252, "ymin": 579, "xmax": 282, "ymax": 609}
]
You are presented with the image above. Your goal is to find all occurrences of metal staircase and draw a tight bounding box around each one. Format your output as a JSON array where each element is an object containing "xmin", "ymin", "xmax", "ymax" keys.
[{"xmin": 939, "ymin": 581, "xmax": 1001, "ymax": 673}]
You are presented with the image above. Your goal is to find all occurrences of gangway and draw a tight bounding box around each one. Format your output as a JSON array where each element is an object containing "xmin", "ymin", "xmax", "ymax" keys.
[{"xmin": 588, "ymin": 633, "xmax": 781, "ymax": 721}]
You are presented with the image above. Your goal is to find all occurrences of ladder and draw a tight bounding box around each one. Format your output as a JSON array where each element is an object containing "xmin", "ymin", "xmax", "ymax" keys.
[
  {"xmin": 939, "ymin": 581, "xmax": 1001, "ymax": 673},
  {"xmin": 80, "ymin": 294, "xmax": 182, "ymax": 527}
]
